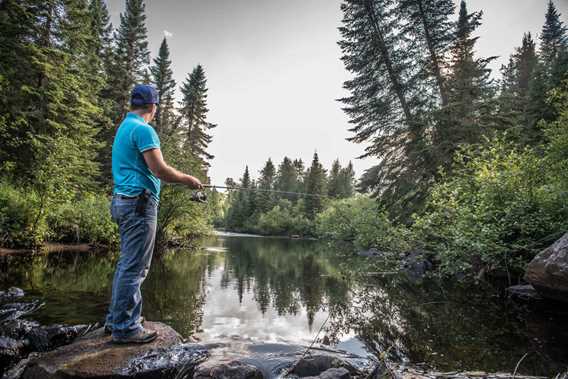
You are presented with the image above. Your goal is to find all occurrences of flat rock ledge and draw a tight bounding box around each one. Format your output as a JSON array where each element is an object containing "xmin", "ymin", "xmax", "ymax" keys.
[{"xmin": 19, "ymin": 321, "xmax": 185, "ymax": 379}]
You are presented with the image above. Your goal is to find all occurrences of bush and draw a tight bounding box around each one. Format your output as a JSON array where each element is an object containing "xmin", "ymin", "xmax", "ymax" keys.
[
  {"xmin": 256, "ymin": 199, "xmax": 312, "ymax": 236},
  {"xmin": 47, "ymin": 194, "xmax": 118, "ymax": 246},
  {"xmin": 316, "ymin": 196, "xmax": 411, "ymax": 251},
  {"xmin": 0, "ymin": 181, "xmax": 46, "ymax": 248},
  {"xmin": 412, "ymin": 137, "xmax": 568, "ymax": 276}
]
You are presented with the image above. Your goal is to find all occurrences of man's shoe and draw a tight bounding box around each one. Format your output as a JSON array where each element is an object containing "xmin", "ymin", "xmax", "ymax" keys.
[
  {"xmin": 104, "ymin": 317, "xmax": 145, "ymax": 335},
  {"xmin": 112, "ymin": 328, "xmax": 158, "ymax": 345}
]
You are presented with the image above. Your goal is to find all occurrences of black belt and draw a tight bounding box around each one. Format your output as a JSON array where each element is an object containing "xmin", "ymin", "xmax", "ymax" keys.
[{"xmin": 115, "ymin": 194, "xmax": 141, "ymax": 200}]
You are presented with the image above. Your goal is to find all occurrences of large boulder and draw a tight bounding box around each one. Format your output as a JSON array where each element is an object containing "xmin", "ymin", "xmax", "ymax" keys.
[
  {"xmin": 19, "ymin": 321, "xmax": 192, "ymax": 379},
  {"xmin": 525, "ymin": 233, "xmax": 568, "ymax": 302}
]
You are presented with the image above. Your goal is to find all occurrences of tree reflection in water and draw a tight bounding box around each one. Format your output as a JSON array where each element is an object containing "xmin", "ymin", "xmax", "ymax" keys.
[{"xmin": 1, "ymin": 236, "xmax": 567, "ymax": 376}]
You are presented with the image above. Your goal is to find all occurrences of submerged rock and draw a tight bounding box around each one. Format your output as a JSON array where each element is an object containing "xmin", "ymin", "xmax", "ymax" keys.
[
  {"xmin": 194, "ymin": 360, "xmax": 263, "ymax": 379},
  {"xmin": 287, "ymin": 355, "xmax": 363, "ymax": 378},
  {"xmin": 120, "ymin": 342, "xmax": 209, "ymax": 378},
  {"xmin": 0, "ymin": 302, "xmax": 44, "ymax": 324},
  {"xmin": 525, "ymin": 233, "xmax": 568, "ymax": 302},
  {"xmin": 0, "ymin": 289, "xmax": 24, "ymax": 303},
  {"xmin": 20, "ymin": 321, "xmax": 183, "ymax": 378}
]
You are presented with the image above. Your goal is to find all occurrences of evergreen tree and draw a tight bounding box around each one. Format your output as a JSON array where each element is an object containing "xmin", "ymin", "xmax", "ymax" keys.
[
  {"xmin": 436, "ymin": 1, "xmax": 495, "ymax": 164},
  {"xmin": 276, "ymin": 157, "xmax": 299, "ymax": 200},
  {"xmin": 151, "ymin": 37, "xmax": 176, "ymax": 136},
  {"xmin": 304, "ymin": 153, "xmax": 327, "ymax": 219},
  {"xmin": 499, "ymin": 33, "xmax": 538, "ymax": 142},
  {"xmin": 293, "ymin": 159, "xmax": 306, "ymax": 192},
  {"xmin": 256, "ymin": 159, "xmax": 277, "ymax": 213},
  {"xmin": 108, "ymin": 0, "xmax": 150, "ymax": 123},
  {"xmin": 327, "ymin": 159, "xmax": 343, "ymax": 199},
  {"xmin": 88, "ymin": 0, "xmax": 113, "ymax": 68},
  {"xmin": 339, "ymin": 0, "xmax": 432, "ymax": 212},
  {"xmin": 339, "ymin": 161, "xmax": 356, "ymax": 198},
  {"xmin": 540, "ymin": 1, "xmax": 568, "ymax": 72},
  {"xmin": 0, "ymin": 0, "xmax": 103, "ymax": 191},
  {"xmin": 180, "ymin": 65, "xmax": 216, "ymax": 168},
  {"xmin": 397, "ymin": 0, "xmax": 456, "ymax": 106}
]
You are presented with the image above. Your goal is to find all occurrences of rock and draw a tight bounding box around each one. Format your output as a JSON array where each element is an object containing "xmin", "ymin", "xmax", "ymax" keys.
[
  {"xmin": 525, "ymin": 233, "xmax": 568, "ymax": 302},
  {"xmin": 0, "ymin": 337, "xmax": 25, "ymax": 373},
  {"xmin": 0, "ymin": 288, "xmax": 24, "ymax": 303},
  {"xmin": 0, "ymin": 302, "xmax": 44, "ymax": 324},
  {"xmin": 313, "ymin": 367, "xmax": 351, "ymax": 379},
  {"xmin": 20, "ymin": 321, "xmax": 183, "ymax": 379},
  {"xmin": 290, "ymin": 355, "xmax": 359, "ymax": 378},
  {"xmin": 194, "ymin": 360, "xmax": 263, "ymax": 379},
  {"xmin": 506, "ymin": 284, "xmax": 544, "ymax": 302},
  {"xmin": 119, "ymin": 343, "xmax": 208, "ymax": 378}
]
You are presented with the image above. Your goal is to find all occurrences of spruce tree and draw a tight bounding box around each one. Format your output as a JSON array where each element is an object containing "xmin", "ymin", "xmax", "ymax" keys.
[
  {"xmin": 180, "ymin": 65, "xmax": 217, "ymax": 168},
  {"xmin": 499, "ymin": 33, "xmax": 538, "ymax": 142},
  {"xmin": 108, "ymin": 0, "xmax": 150, "ymax": 123},
  {"xmin": 151, "ymin": 38, "xmax": 177, "ymax": 136},
  {"xmin": 397, "ymin": 0, "xmax": 455, "ymax": 106},
  {"xmin": 339, "ymin": 0, "xmax": 432, "ymax": 212},
  {"xmin": 304, "ymin": 153, "xmax": 327, "ymax": 219},
  {"xmin": 256, "ymin": 159, "xmax": 277, "ymax": 213},
  {"xmin": 436, "ymin": 1, "xmax": 495, "ymax": 164},
  {"xmin": 327, "ymin": 159, "xmax": 343, "ymax": 199},
  {"xmin": 339, "ymin": 161, "xmax": 356, "ymax": 198},
  {"xmin": 276, "ymin": 157, "xmax": 299, "ymax": 200},
  {"xmin": 540, "ymin": 0, "xmax": 567, "ymax": 72}
]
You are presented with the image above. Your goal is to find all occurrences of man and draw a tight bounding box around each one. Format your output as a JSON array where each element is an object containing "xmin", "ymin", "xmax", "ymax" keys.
[{"xmin": 106, "ymin": 84, "xmax": 202, "ymax": 344}]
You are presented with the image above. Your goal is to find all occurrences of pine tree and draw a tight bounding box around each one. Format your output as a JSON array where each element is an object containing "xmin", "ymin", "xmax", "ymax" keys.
[
  {"xmin": 256, "ymin": 159, "xmax": 277, "ymax": 213},
  {"xmin": 108, "ymin": 0, "xmax": 150, "ymax": 123},
  {"xmin": 339, "ymin": 161, "xmax": 356, "ymax": 198},
  {"xmin": 397, "ymin": 0, "xmax": 455, "ymax": 106},
  {"xmin": 339, "ymin": 0, "xmax": 432, "ymax": 212},
  {"xmin": 499, "ymin": 33, "xmax": 538, "ymax": 142},
  {"xmin": 327, "ymin": 159, "xmax": 343, "ymax": 199},
  {"xmin": 293, "ymin": 159, "xmax": 306, "ymax": 192},
  {"xmin": 151, "ymin": 38, "xmax": 176, "ymax": 136},
  {"xmin": 304, "ymin": 153, "xmax": 327, "ymax": 219},
  {"xmin": 540, "ymin": 1, "xmax": 568, "ymax": 72},
  {"xmin": 88, "ymin": 0, "xmax": 113, "ymax": 69},
  {"xmin": 276, "ymin": 157, "xmax": 299, "ymax": 200},
  {"xmin": 180, "ymin": 65, "xmax": 216, "ymax": 168},
  {"xmin": 436, "ymin": 1, "xmax": 495, "ymax": 164}
]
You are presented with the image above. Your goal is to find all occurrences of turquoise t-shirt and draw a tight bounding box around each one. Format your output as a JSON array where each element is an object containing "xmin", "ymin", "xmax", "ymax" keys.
[{"xmin": 112, "ymin": 113, "xmax": 161, "ymax": 201}]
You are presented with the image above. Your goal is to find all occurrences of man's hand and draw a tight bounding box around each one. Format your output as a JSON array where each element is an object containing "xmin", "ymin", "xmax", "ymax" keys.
[
  {"xmin": 143, "ymin": 148, "xmax": 203, "ymax": 188},
  {"xmin": 186, "ymin": 175, "xmax": 203, "ymax": 190}
]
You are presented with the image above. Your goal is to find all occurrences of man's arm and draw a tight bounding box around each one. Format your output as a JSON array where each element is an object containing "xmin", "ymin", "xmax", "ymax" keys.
[{"xmin": 143, "ymin": 148, "xmax": 203, "ymax": 189}]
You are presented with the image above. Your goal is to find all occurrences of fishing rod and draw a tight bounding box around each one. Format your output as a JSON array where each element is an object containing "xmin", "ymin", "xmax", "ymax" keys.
[{"xmin": 203, "ymin": 185, "xmax": 329, "ymax": 198}]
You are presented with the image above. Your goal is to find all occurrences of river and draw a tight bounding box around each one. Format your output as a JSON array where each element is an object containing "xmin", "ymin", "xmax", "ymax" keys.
[{"xmin": 1, "ymin": 234, "xmax": 567, "ymax": 376}]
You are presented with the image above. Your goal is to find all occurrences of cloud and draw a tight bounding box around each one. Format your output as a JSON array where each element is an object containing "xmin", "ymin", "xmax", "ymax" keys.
[{"xmin": 163, "ymin": 30, "xmax": 173, "ymax": 38}]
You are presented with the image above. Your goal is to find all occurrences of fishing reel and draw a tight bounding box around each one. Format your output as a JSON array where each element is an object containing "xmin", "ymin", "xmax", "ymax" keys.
[{"xmin": 190, "ymin": 191, "xmax": 208, "ymax": 204}]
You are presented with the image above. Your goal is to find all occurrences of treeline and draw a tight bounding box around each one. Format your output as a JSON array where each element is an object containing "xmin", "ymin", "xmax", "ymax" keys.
[
  {"xmin": 329, "ymin": 0, "xmax": 568, "ymax": 277},
  {"xmin": 221, "ymin": 153, "xmax": 355, "ymax": 236},
  {"xmin": 0, "ymin": 0, "xmax": 216, "ymax": 248}
]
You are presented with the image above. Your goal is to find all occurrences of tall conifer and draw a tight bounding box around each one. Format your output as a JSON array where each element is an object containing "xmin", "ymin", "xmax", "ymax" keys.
[{"xmin": 151, "ymin": 38, "xmax": 177, "ymax": 136}]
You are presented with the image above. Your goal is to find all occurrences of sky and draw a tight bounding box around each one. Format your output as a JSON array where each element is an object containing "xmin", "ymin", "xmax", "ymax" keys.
[{"xmin": 107, "ymin": 0, "xmax": 568, "ymax": 185}]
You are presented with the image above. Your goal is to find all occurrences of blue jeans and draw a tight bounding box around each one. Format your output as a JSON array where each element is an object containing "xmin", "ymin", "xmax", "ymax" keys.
[{"xmin": 106, "ymin": 195, "xmax": 158, "ymax": 339}]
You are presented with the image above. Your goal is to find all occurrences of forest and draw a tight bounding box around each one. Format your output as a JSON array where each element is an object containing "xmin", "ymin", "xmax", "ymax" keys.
[
  {"xmin": 220, "ymin": 0, "xmax": 568, "ymax": 278},
  {"xmin": 1, "ymin": 0, "xmax": 568, "ymax": 280},
  {"xmin": 0, "ymin": 0, "xmax": 219, "ymax": 250}
]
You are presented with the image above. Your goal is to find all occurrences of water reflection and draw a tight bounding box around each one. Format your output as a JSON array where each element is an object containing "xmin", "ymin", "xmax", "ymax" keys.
[{"xmin": 1, "ymin": 236, "xmax": 567, "ymax": 376}]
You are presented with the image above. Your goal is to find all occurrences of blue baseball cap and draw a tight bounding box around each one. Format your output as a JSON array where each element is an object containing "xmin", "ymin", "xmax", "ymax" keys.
[{"xmin": 131, "ymin": 84, "xmax": 159, "ymax": 106}]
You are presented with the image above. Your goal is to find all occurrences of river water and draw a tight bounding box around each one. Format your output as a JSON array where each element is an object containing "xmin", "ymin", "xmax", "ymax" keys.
[{"xmin": 1, "ymin": 234, "xmax": 567, "ymax": 376}]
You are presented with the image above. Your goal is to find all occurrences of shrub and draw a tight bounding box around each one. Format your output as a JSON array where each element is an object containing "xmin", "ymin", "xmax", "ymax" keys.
[
  {"xmin": 0, "ymin": 181, "xmax": 46, "ymax": 248},
  {"xmin": 316, "ymin": 196, "xmax": 411, "ymax": 251},
  {"xmin": 47, "ymin": 194, "xmax": 118, "ymax": 246},
  {"xmin": 256, "ymin": 199, "xmax": 312, "ymax": 236},
  {"xmin": 412, "ymin": 137, "xmax": 568, "ymax": 276}
]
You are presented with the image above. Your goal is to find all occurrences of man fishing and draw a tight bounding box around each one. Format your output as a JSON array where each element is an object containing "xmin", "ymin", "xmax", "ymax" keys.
[{"xmin": 105, "ymin": 84, "xmax": 203, "ymax": 344}]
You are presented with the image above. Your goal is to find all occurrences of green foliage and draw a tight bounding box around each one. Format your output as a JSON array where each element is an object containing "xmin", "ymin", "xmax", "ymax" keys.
[
  {"xmin": 0, "ymin": 182, "xmax": 46, "ymax": 248},
  {"xmin": 47, "ymin": 195, "xmax": 118, "ymax": 246},
  {"xmin": 316, "ymin": 196, "xmax": 410, "ymax": 251},
  {"xmin": 413, "ymin": 137, "xmax": 568, "ymax": 276},
  {"xmin": 256, "ymin": 200, "xmax": 312, "ymax": 236}
]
